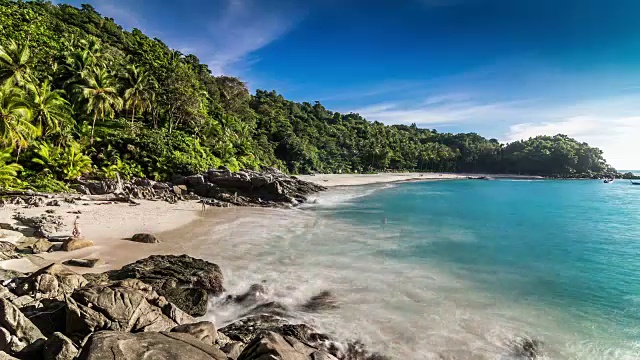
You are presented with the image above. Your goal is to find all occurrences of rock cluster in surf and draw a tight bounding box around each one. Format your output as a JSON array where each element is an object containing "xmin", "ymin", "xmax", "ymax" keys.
[{"xmin": 0, "ymin": 254, "xmax": 392, "ymax": 360}]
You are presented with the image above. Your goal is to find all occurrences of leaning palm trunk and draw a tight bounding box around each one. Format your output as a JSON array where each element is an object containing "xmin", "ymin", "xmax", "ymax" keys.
[{"xmin": 90, "ymin": 113, "xmax": 97, "ymax": 145}]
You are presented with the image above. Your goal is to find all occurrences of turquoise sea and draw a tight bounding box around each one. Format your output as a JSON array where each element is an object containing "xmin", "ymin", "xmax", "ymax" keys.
[{"xmin": 204, "ymin": 179, "xmax": 640, "ymax": 359}]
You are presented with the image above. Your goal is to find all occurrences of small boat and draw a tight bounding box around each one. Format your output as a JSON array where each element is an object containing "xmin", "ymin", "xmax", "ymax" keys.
[
  {"xmin": 604, "ymin": 179, "xmax": 610, "ymax": 183},
  {"xmin": 632, "ymin": 181, "xmax": 640, "ymax": 186}
]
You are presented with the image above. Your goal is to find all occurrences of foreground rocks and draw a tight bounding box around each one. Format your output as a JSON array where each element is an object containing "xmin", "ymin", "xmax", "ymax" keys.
[
  {"xmin": 0, "ymin": 253, "xmax": 404, "ymax": 360},
  {"xmin": 77, "ymin": 331, "xmax": 227, "ymax": 360}
]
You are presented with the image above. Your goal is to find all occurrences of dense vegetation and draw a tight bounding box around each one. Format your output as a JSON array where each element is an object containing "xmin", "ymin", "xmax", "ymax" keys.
[{"xmin": 0, "ymin": 0, "xmax": 619, "ymax": 191}]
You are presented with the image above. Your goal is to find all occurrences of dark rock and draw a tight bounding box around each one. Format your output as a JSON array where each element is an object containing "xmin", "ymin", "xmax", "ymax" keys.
[
  {"xmin": 243, "ymin": 301, "xmax": 289, "ymax": 317},
  {"xmin": 21, "ymin": 300, "xmax": 66, "ymax": 337},
  {"xmin": 222, "ymin": 341, "xmax": 244, "ymax": 360},
  {"xmin": 106, "ymin": 254, "xmax": 224, "ymax": 296},
  {"xmin": 25, "ymin": 197, "xmax": 45, "ymax": 207},
  {"xmin": 61, "ymin": 259, "xmax": 102, "ymax": 268},
  {"xmin": 77, "ymin": 331, "xmax": 227, "ymax": 360},
  {"xmin": 186, "ymin": 175, "xmax": 206, "ymax": 187},
  {"xmin": 129, "ymin": 233, "xmax": 160, "ymax": 244},
  {"xmin": 43, "ymin": 332, "xmax": 77, "ymax": 360},
  {"xmin": 171, "ymin": 321, "xmax": 217, "ymax": 346},
  {"xmin": 162, "ymin": 287, "xmax": 208, "ymax": 317},
  {"xmin": 70, "ymin": 184, "xmax": 90, "ymax": 195},
  {"xmin": 12, "ymin": 338, "xmax": 45, "ymax": 359},
  {"xmin": 11, "ymin": 264, "xmax": 87, "ymax": 300},
  {"xmin": 46, "ymin": 200, "xmax": 62, "ymax": 207},
  {"xmin": 152, "ymin": 182, "xmax": 171, "ymax": 190},
  {"xmin": 61, "ymin": 237, "xmax": 93, "ymax": 252},
  {"xmin": 510, "ymin": 337, "xmax": 543, "ymax": 359},
  {"xmin": 171, "ymin": 175, "xmax": 187, "ymax": 186},
  {"xmin": 194, "ymin": 183, "xmax": 219, "ymax": 197}
]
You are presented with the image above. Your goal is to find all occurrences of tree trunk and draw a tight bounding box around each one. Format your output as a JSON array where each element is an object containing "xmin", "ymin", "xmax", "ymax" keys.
[
  {"xmin": 131, "ymin": 107, "xmax": 135, "ymax": 127},
  {"xmin": 90, "ymin": 113, "xmax": 97, "ymax": 145}
]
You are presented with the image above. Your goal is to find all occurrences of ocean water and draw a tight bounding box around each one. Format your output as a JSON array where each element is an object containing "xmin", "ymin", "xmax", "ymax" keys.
[{"xmin": 197, "ymin": 179, "xmax": 640, "ymax": 359}]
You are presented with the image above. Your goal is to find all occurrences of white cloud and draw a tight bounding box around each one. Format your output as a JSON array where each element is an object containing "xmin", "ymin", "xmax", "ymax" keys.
[
  {"xmin": 351, "ymin": 96, "xmax": 532, "ymax": 126},
  {"xmin": 205, "ymin": 0, "xmax": 307, "ymax": 75},
  {"xmin": 505, "ymin": 112, "xmax": 640, "ymax": 170}
]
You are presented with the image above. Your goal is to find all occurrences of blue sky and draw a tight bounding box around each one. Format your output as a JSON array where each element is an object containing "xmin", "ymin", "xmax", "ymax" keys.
[{"xmin": 62, "ymin": 0, "xmax": 640, "ymax": 168}]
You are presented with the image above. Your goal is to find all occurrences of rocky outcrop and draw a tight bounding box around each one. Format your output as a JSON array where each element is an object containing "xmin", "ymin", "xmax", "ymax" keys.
[
  {"xmin": 12, "ymin": 213, "xmax": 63, "ymax": 238},
  {"xmin": 77, "ymin": 331, "xmax": 227, "ymax": 360},
  {"xmin": 105, "ymin": 254, "xmax": 223, "ymax": 316}
]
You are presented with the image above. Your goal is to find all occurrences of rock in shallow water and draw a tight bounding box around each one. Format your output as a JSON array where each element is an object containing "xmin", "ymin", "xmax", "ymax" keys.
[
  {"xmin": 129, "ymin": 233, "xmax": 160, "ymax": 244},
  {"xmin": 61, "ymin": 237, "xmax": 94, "ymax": 252},
  {"xmin": 62, "ymin": 258, "xmax": 102, "ymax": 268},
  {"xmin": 76, "ymin": 331, "xmax": 227, "ymax": 360},
  {"xmin": 237, "ymin": 331, "xmax": 338, "ymax": 360}
]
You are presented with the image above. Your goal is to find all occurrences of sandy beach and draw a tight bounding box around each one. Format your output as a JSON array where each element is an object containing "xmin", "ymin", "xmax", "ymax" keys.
[
  {"xmin": 297, "ymin": 172, "xmax": 466, "ymax": 187},
  {"xmin": 0, "ymin": 173, "xmax": 463, "ymax": 274}
]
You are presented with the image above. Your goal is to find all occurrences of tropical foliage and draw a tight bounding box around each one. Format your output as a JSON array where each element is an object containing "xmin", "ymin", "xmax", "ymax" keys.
[{"xmin": 0, "ymin": 0, "xmax": 620, "ymax": 190}]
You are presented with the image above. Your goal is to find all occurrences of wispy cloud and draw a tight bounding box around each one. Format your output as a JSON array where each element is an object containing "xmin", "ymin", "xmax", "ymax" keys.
[
  {"xmin": 88, "ymin": 0, "xmax": 144, "ymax": 31},
  {"xmin": 351, "ymin": 96, "xmax": 533, "ymax": 126},
  {"xmin": 204, "ymin": 0, "xmax": 308, "ymax": 75}
]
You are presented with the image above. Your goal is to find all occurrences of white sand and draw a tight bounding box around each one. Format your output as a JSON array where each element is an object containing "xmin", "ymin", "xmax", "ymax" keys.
[
  {"xmin": 0, "ymin": 200, "xmax": 202, "ymax": 273},
  {"xmin": 297, "ymin": 172, "xmax": 465, "ymax": 187}
]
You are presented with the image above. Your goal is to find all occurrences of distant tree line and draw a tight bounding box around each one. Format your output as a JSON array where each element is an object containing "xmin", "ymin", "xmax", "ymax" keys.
[{"xmin": 0, "ymin": 0, "xmax": 619, "ymax": 190}]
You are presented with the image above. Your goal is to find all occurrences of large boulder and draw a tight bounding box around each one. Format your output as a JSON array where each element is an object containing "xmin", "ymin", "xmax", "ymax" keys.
[
  {"xmin": 171, "ymin": 321, "xmax": 217, "ymax": 346},
  {"xmin": 43, "ymin": 332, "xmax": 78, "ymax": 360},
  {"xmin": 76, "ymin": 331, "xmax": 227, "ymax": 360},
  {"xmin": 21, "ymin": 300, "xmax": 66, "ymax": 337},
  {"xmin": 0, "ymin": 298, "xmax": 45, "ymax": 353},
  {"xmin": 13, "ymin": 213, "xmax": 63, "ymax": 238},
  {"xmin": 105, "ymin": 255, "xmax": 223, "ymax": 316},
  {"xmin": 61, "ymin": 237, "xmax": 94, "ymax": 252},
  {"xmin": 11, "ymin": 264, "xmax": 87, "ymax": 299},
  {"xmin": 65, "ymin": 279, "xmax": 191, "ymax": 341},
  {"xmin": 237, "ymin": 331, "xmax": 337, "ymax": 360}
]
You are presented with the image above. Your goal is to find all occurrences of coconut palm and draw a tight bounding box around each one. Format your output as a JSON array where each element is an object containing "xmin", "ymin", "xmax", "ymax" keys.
[
  {"xmin": 61, "ymin": 49, "xmax": 96, "ymax": 96},
  {"xmin": 26, "ymin": 80, "xmax": 73, "ymax": 137},
  {"xmin": 80, "ymin": 68, "xmax": 122, "ymax": 144},
  {"xmin": 0, "ymin": 40, "xmax": 32, "ymax": 86},
  {"xmin": 123, "ymin": 65, "xmax": 154, "ymax": 126},
  {"xmin": 0, "ymin": 83, "xmax": 37, "ymax": 157}
]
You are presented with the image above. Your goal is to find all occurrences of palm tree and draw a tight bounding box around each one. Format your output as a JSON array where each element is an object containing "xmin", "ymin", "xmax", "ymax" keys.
[
  {"xmin": 26, "ymin": 80, "xmax": 73, "ymax": 137},
  {"xmin": 123, "ymin": 65, "xmax": 154, "ymax": 126},
  {"xmin": 0, "ymin": 40, "xmax": 32, "ymax": 86},
  {"xmin": 0, "ymin": 83, "xmax": 37, "ymax": 158},
  {"xmin": 80, "ymin": 68, "xmax": 122, "ymax": 144},
  {"xmin": 0, "ymin": 147, "xmax": 23, "ymax": 189},
  {"xmin": 61, "ymin": 49, "xmax": 95, "ymax": 95}
]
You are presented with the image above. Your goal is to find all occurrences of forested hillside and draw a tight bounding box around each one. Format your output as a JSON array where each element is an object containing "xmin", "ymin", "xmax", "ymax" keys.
[{"xmin": 0, "ymin": 0, "xmax": 617, "ymax": 191}]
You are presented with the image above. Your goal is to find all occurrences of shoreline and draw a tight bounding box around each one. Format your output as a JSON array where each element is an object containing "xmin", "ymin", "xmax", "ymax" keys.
[{"xmin": 297, "ymin": 172, "xmax": 545, "ymax": 187}]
